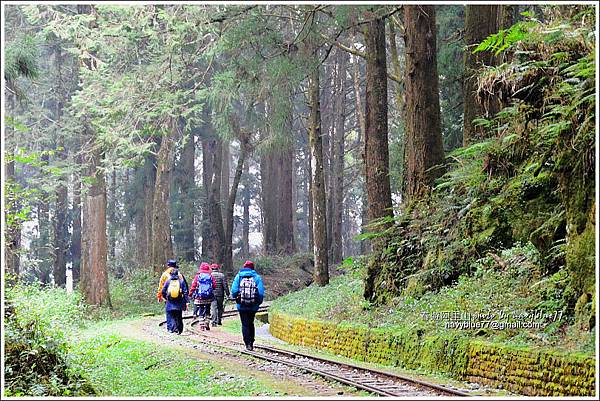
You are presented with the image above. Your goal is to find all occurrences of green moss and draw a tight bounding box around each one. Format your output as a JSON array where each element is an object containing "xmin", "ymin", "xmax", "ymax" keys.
[{"xmin": 270, "ymin": 311, "xmax": 596, "ymax": 396}]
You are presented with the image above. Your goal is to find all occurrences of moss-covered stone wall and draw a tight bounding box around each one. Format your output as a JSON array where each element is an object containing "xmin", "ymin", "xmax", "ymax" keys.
[{"xmin": 269, "ymin": 311, "xmax": 595, "ymax": 396}]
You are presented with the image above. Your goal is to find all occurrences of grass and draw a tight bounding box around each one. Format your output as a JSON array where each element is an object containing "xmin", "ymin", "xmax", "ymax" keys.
[
  {"xmin": 271, "ymin": 246, "xmax": 596, "ymax": 354},
  {"xmin": 68, "ymin": 332, "xmax": 278, "ymax": 396}
]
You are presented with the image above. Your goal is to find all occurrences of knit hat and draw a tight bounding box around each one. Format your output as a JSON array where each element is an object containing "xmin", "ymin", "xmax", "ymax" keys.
[
  {"xmin": 211, "ymin": 263, "xmax": 220, "ymax": 270},
  {"xmin": 167, "ymin": 259, "xmax": 177, "ymax": 267},
  {"xmin": 243, "ymin": 260, "xmax": 254, "ymax": 269},
  {"xmin": 199, "ymin": 262, "xmax": 211, "ymax": 273}
]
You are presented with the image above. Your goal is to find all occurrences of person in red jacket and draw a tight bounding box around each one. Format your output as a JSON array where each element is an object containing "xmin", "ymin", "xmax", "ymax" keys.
[{"xmin": 189, "ymin": 262, "xmax": 216, "ymax": 321}]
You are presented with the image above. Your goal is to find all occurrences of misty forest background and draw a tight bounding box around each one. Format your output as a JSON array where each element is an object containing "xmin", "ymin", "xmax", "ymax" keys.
[{"xmin": 3, "ymin": 3, "xmax": 597, "ymax": 396}]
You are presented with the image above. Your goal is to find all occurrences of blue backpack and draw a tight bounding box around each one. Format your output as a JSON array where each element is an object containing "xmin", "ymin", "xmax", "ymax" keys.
[{"xmin": 196, "ymin": 273, "xmax": 213, "ymax": 300}]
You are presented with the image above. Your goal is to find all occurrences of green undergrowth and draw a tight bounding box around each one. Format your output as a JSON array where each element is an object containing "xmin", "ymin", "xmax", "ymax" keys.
[
  {"xmin": 271, "ymin": 251, "xmax": 595, "ymax": 355},
  {"xmin": 363, "ymin": 10, "xmax": 595, "ymax": 343},
  {"xmin": 89, "ymin": 261, "xmax": 199, "ymax": 320},
  {"xmin": 3, "ymin": 280, "xmax": 95, "ymax": 396},
  {"xmin": 68, "ymin": 331, "xmax": 277, "ymax": 396}
]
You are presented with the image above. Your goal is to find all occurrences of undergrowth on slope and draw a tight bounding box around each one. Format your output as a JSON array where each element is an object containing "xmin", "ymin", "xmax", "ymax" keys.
[
  {"xmin": 3, "ymin": 279, "xmax": 95, "ymax": 396},
  {"xmin": 272, "ymin": 245, "xmax": 595, "ymax": 354},
  {"xmin": 363, "ymin": 8, "xmax": 595, "ymax": 335}
]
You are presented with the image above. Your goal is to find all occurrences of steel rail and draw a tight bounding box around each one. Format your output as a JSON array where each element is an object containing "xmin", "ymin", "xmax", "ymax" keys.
[{"xmin": 185, "ymin": 325, "xmax": 470, "ymax": 397}]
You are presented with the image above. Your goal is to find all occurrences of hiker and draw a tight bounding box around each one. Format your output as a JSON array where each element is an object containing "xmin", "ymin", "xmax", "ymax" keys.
[
  {"xmin": 161, "ymin": 268, "xmax": 189, "ymax": 334},
  {"xmin": 189, "ymin": 262, "xmax": 216, "ymax": 322},
  {"xmin": 210, "ymin": 263, "xmax": 230, "ymax": 327},
  {"xmin": 157, "ymin": 259, "xmax": 186, "ymax": 303},
  {"xmin": 231, "ymin": 260, "xmax": 265, "ymax": 351}
]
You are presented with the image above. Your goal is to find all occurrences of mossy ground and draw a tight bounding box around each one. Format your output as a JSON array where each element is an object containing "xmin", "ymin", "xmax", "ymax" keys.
[
  {"xmin": 272, "ymin": 255, "xmax": 595, "ymax": 355},
  {"xmin": 67, "ymin": 321, "xmax": 283, "ymax": 397}
]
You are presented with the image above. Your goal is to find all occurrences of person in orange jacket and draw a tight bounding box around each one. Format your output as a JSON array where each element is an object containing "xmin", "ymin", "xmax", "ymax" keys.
[{"xmin": 157, "ymin": 259, "xmax": 187, "ymax": 302}]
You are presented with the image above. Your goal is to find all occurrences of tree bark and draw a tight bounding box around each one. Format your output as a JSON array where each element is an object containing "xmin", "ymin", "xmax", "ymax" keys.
[
  {"xmin": 404, "ymin": 5, "xmax": 445, "ymax": 200},
  {"xmin": 306, "ymin": 142, "xmax": 314, "ymax": 253},
  {"xmin": 220, "ymin": 141, "xmax": 230, "ymax": 228},
  {"xmin": 352, "ymin": 38, "xmax": 371, "ymax": 255},
  {"xmin": 463, "ymin": 5, "xmax": 502, "ymax": 146},
  {"xmin": 37, "ymin": 153, "xmax": 52, "ymax": 284},
  {"xmin": 5, "ymin": 95, "xmax": 21, "ymax": 278},
  {"xmin": 52, "ymin": 46, "xmax": 68, "ymax": 287},
  {"xmin": 308, "ymin": 60, "xmax": 329, "ymax": 286},
  {"xmin": 108, "ymin": 169, "xmax": 117, "ymax": 263},
  {"xmin": 135, "ymin": 151, "xmax": 156, "ymax": 268},
  {"xmin": 276, "ymin": 144, "xmax": 296, "ymax": 254},
  {"xmin": 71, "ymin": 167, "xmax": 82, "ymax": 283},
  {"xmin": 224, "ymin": 124, "xmax": 248, "ymax": 273},
  {"xmin": 208, "ymin": 138, "xmax": 226, "ymax": 263},
  {"xmin": 241, "ymin": 160, "xmax": 250, "ymax": 257},
  {"xmin": 174, "ymin": 130, "xmax": 196, "ymax": 261},
  {"xmin": 364, "ymin": 10, "xmax": 394, "ymax": 229},
  {"xmin": 151, "ymin": 121, "xmax": 176, "ymax": 273},
  {"xmin": 201, "ymin": 133, "xmax": 213, "ymax": 259},
  {"xmin": 80, "ymin": 136, "xmax": 111, "ymax": 306},
  {"xmin": 330, "ymin": 49, "xmax": 348, "ymax": 264},
  {"xmin": 4, "ymin": 151, "xmax": 20, "ymax": 278},
  {"xmin": 260, "ymin": 152, "xmax": 278, "ymax": 254},
  {"xmin": 387, "ymin": 18, "xmax": 405, "ymax": 117}
]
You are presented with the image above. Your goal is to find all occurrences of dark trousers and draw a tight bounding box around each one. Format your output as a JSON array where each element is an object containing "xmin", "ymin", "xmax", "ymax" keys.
[
  {"xmin": 211, "ymin": 296, "xmax": 225, "ymax": 325},
  {"xmin": 194, "ymin": 303, "xmax": 210, "ymax": 319},
  {"xmin": 239, "ymin": 310, "xmax": 256, "ymax": 346},
  {"xmin": 166, "ymin": 310, "xmax": 183, "ymax": 334}
]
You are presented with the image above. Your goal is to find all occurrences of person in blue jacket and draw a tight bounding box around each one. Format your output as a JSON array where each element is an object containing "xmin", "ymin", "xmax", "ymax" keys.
[
  {"xmin": 231, "ymin": 260, "xmax": 265, "ymax": 351},
  {"xmin": 161, "ymin": 268, "xmax": 189, "ymax": 335}
]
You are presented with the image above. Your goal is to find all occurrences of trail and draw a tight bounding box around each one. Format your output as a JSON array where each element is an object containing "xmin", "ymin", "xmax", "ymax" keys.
[{"xmin": 110, "ymin": 314, "xmax": 369, "ymax": 397}]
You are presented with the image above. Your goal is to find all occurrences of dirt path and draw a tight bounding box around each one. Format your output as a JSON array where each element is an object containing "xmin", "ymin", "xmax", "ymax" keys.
[{"xmin": 111, "ymin": 315, "xmax": 369, "ymax": 397}]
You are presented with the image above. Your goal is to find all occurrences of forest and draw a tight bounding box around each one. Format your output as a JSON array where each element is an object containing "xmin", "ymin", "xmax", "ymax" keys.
[{"xmin": 2, "ymin": 2, "xmax": 597, "ymax": 398}]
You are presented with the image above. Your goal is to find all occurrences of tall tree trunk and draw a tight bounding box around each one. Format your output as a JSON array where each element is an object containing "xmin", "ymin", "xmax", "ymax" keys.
[
  {"xmin": 71, "ymin": 167, "xmax": 82, "ymax": 283},
  {"xmin": 136, "ymin": 151, "xmax": 156, "ymax": 268},
  {"xmin": 5, "ymin": 95, "xmax": 21, "ymax": 278},
  {"xmin": 276, "ymin": 144, "xmax": 296, "ymax": 254},
  {"xmin": 241, "ymin": 161, "xmax": 250, "ymax": 257},
  {"xmin": 404, "ymin": 5, "xmax": 445, "ymax": 200},
  {"xmin": 224, "ymin": 128, "xmax": 248, "ymax": 273},
  {"xmin": 175, "ymin": 130, "xmax": 196, "ymax": 261},
  {"xmin": 4, "ymin": 150, "xmax": 20, "ymax": 278},
  {"xmin": 220, "ymin": 141, "xmax": 230, "ymax": 228},
  {"xmin": 330, "ymin": 49, "xmax": 348, "ymax": 264},
  {"xmin": 52, "ymin": 46, "xmax": 68, "ymax": 287},
  {"xmin": 301, "ymin": 145, "xmax": 310, "ymax": 252},
  {"xmin": 80, "ymin": 135, "xmax": 111, "ymax": 306},
  {"xmin": 387, "ymin": 17, "xmax": 405, "ymax": 117},
  {"xmin": 201, "ymin": 136, "xmax": 213, "ymax": 259},
  {"xmin": 363, "ymin": 10, "xmax": 394, "ymax": 230},
  {"xmin": 352, "ymin": 43, "xmax": 371, "ymax": 255},
  {"xmin": 462, "ymin": 5, "xmax": 502, "ymax": 146},
  {"xmin": 308, "ymin": 59, "xmax": 329, "ymax": 286},
  {"xmin": 362, "ymin": 8, "xmax": 395, "ymax": 301},
  {"xmin": 108, "ymin": 169, "xmax": 117, "ymax": 263},
  {"xmin": 260, "ymin": 152, "xmax": 278, "ymax": 254},
  {"xmin": 53, "ymin": 168, "xmax": 68, "ymax": 287},
  {"xmin": 208, "ymin": 138, "xmax": 226, "ymax": 263},
  {"xmin": 151, "ymin": 122, "xmax": 176, "ymax": 273},
  {"xmin": 37, "ymin": 153, "xmax": 52, "ymax": 284}
]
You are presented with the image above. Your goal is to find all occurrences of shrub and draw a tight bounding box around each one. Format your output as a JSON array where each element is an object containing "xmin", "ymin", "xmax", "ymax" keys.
[{"xmin": 3, "ymin": 279, "xmax": 95, "ymax": 396}]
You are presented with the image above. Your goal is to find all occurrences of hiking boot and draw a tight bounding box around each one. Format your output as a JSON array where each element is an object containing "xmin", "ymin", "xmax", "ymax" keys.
[
  {"xmin": 245, "ymin": 344, "xmax": 253, "ymax": 351},
  {"xmin": 211, "ymin": 323, "xmax": 217, "ymax": 327}
]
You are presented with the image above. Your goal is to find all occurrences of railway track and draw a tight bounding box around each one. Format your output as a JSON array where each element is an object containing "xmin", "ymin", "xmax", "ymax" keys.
[
  {"xmin": 184, "ymin": 323, "xmax": 469, "ymax": 397},
  {"xmin": 159, "ymin": 305, "xmax": 269, "ymax": 327}
]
